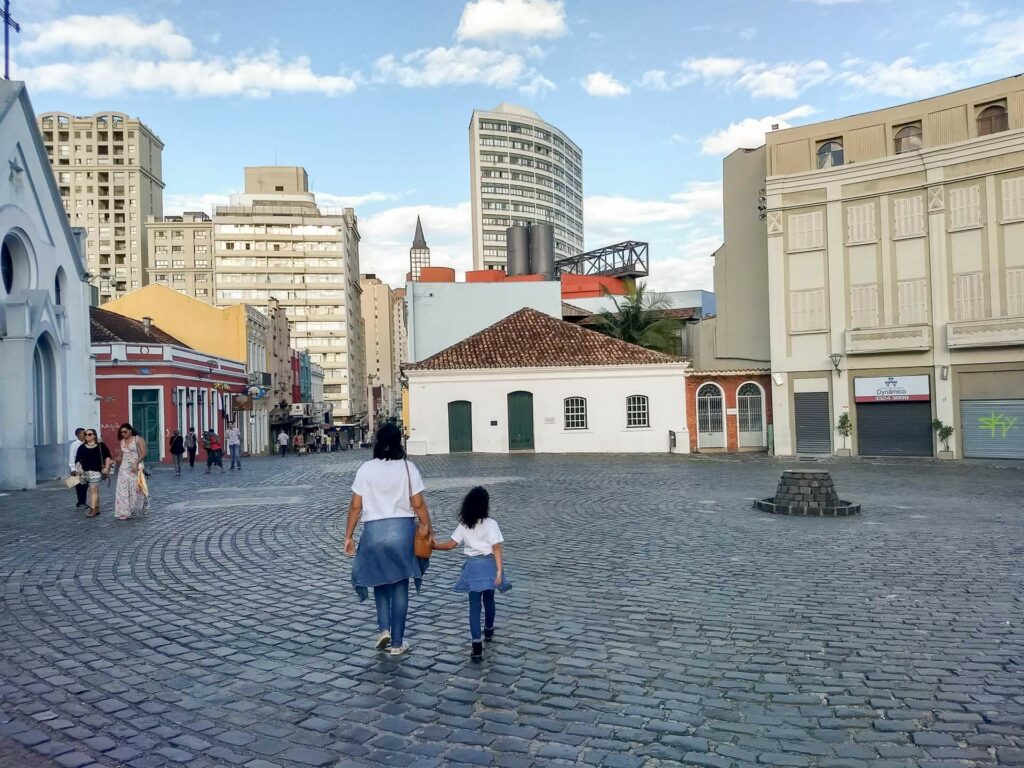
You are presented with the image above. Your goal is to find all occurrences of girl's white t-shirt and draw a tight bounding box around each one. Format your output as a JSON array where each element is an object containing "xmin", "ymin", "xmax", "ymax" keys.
[
  {"xmin": 451, "ymin": 518, "xmax": 504, "ymax": 557},
  {"xmin": 351, "ymin": 459, "xmax": 425, "ymax": 522}
]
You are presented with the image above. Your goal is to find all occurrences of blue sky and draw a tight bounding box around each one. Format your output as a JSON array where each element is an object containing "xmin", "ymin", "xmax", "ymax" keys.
[{"xmin": 15, "ymin": 0, "xmax": 1024, "ymax": 290}]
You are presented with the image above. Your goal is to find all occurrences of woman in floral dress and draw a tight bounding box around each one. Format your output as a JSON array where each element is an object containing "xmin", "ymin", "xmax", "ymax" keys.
[{"xmin": 115, "ymin": 423, "xmax": 148, "ymax": 520}]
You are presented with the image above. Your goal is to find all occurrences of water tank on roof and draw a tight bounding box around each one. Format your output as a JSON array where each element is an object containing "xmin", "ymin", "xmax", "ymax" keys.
[
  {"xmin": 506, "ymin": 226, "xmax": 531, "ymax": 276},
  {"xmin": 529, "ymin": 222, "xmax": 555, "ymax": 280}
]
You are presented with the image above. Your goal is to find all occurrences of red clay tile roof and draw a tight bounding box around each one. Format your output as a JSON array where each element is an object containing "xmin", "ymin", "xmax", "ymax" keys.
[
  {"xmin": 89, "ymin": 306, "xmax": 186, "ymax": 346},
  {"xmin": 406, "ymin": 307, "xmax": 682, "ymax": 371}
]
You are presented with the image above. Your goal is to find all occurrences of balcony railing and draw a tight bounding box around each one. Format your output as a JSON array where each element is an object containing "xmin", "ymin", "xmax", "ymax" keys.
[
  {"xmin": 947, "ymin": 316, "xmax": 1024, "ymax": 349},
  {"xmin": 844, "ymin": 325, "xmax": 933, "ymax": 354}
]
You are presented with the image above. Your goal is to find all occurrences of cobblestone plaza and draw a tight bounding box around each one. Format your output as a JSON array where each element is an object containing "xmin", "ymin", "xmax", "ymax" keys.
[{"xmin": 1, "ymin": 453, "xmax": 1022, "ymax": 768}]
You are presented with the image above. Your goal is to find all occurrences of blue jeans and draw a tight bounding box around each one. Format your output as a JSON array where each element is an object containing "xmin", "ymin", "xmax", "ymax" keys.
[
  {"xmin": 229, "ymin": 444, "xmax": 241, "ymax": 469},
  {"xmin": 373, "ymin": 580, "xmax": 409, "ymax": 645},
  {"xmin": 468, "ymin": 590, "xmax": 496, "ymax": 642}
]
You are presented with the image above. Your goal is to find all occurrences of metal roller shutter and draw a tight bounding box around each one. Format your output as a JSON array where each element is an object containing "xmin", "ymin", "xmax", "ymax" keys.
[
  {"xmin": 960, "ymin": 400, "xmax": 1024, "ymax": 459},
  {"xmin": 794, "ymin": 392, "xmax": 831, "ymax": 454},
  {"xmin": 856, "ymin": 402, "xmax": 933, "ymax": 457}
]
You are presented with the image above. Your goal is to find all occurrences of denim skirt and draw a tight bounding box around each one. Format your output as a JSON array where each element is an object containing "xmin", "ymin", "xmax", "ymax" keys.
[
  {"xmin": 351, "ymin": 517, "xmax": 428, "ymax": 602},
  {"xmin": 453, "ymin": 554, "xmax": 512, "ymax": 594}
]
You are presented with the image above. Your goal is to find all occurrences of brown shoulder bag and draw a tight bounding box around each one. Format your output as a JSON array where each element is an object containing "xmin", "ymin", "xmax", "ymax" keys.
[{"xmin": 406, "ymin": 459, "xmax": 433, "ymax": 559}]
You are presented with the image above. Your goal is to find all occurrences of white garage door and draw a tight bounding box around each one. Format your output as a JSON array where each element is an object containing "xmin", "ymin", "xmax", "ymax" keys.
[{"xmin": 960, "ymin": 400, "xmax": 1024, "ymax": 459}]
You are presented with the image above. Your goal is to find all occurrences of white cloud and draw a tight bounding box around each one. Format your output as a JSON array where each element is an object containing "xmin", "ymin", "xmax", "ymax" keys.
[
  {"xmin": 581, "ymin": 71, "xmax": 629, "ymax": 98},
  {"xmin": 22, "ymin": 14, "xmax": 194, "ymax": 58},
  {"xmin": 456, "ymin": 0, "xmax": 567, "ymax": 42},
  {"xmin": 359, "ymin": 203, "xmax": 473, "ymax": 287},
  {"xmin": 638, "ymin": 56, "xmax": 830, "ymax": 99},
  {"xmin": 735, "ymin": 61, "xmax": 830, "ymax": 99},
  {"xmin": 316, "ymin": 191, "xmax": 405, "ymax": 209},
  {"xmin": 739, "ymin": 27, "xmax": 758, "ymax": 41},
  {"xmin": 685, "ymin": 57, "xmax": 746, "ymax": 79},
  {"xmin": 374, "ymin": 46, "xmax": 553, "ymax": 93},
  {"xmin": 638, "ymin": 70, "xmax": 670, "ymax": 91},
  {"xmin": 941, "ymin": 9, "xmax": 986, "ymax": 27},
  {"xmin": 837, "ymin": 57, "xmax": 960, "ymax": 99},
  {"xmin": 699, "ymin": 105, "xmax": 816, "ymax": 156},
  {"xmin": 585, "ymin": 181, "xmax": 721, "ymax": 236}
]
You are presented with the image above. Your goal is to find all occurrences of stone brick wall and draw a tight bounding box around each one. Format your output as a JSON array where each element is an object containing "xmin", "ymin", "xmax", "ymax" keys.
[{"xmin": 685, "ymin": 373, "xmax": 773, "ymax": 453}]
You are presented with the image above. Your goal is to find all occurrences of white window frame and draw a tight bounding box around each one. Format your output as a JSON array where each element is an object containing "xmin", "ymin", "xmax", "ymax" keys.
[
  {"xmin": 846, "ymin": 203, "xmax": 876, "ymax": 245},
  {"xmin": 849, "ymin": 284, "xmax": 879, "ymax": 329},
  {"xmin": 892, "ymin": 196, "xmax": 925, "ymax": 239},
  {"xmin": 563, "ymin": 397, "xmax": 588, "ymax": 430},
  {"xmin": 953, "ymin": 272, "xmax": 985, "ymax": 321},
  {"xmin": 1006, "ymin": 268, "xmax": 1024, "ymax": 317},
  {"xmin": 949, "ymin": 185, "xmax": 982, "ymax": 231},
  {"xmin": 897, "ymin": 278, "xmax": 929, "ymax": 326},
  {"xmin": 127, "ymin": 385, "xmax": 165, "ymax": 460},
  {"xmin": 625, "ymin": 395, "xmax": 649, "ymax": 429},
  {"xmin": 789, "ymin": 288, "xmax": 826, "ymax": 333},
  {"xmin": 1002, "ymin": 177, "xmax": 1024, "ymax": 223}
]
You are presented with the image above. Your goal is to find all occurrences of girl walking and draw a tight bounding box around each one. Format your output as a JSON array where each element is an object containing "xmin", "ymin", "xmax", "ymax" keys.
[{"xmin": 433, "ymin": 486, "xmax": 511, "ymax": 661}]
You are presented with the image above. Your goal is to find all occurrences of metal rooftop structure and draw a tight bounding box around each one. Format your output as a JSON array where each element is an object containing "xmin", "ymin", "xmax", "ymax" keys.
[{"xmin": 554, "ymin": 241, "xmax": 649, "ymax": 278}]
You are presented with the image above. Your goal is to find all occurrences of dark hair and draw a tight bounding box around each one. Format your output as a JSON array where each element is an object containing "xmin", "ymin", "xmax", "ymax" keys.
[
  {"xmin": 459, "ymin": 486, "xmax": 490, "ymax": 529},
  {"xmin": 372, "ymin": 422, "xmax": 405, "ymax": 461},
  {"xmin": 118, "ymin": 423, "xmax": 137, "ymax": 436},
  {"xmin": 75, "ymin": 427, "xmax": 85, "ymax": 436}
]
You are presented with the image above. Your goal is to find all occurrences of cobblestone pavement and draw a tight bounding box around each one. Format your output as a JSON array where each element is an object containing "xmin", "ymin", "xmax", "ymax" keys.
[{"xmin": 1, "ymin": 452, "xmax": 1022, "ymax": 768}]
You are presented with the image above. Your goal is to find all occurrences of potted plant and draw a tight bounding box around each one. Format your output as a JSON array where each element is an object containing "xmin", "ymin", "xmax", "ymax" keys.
[
  {"xmin": 836, "ymin": 412, "xmax": 852, "ymax": 457},
  {"xmin": 932, "ymin": 419, "xmax": 954, "ymax": 460}
]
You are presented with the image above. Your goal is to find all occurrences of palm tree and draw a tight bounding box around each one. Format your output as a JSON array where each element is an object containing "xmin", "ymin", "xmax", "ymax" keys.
[{"xmin": 589, "ymin": 281, "xmax": 679, "ymax": 354}]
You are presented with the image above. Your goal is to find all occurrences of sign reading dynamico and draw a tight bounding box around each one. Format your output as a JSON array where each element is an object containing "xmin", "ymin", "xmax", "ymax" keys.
[{"xmin": 854, "ymin": 375, "xmax": 931, "ymax": 403}]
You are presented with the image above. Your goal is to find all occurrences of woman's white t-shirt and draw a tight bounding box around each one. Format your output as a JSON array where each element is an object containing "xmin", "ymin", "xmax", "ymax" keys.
[
  {"xmin": 451, "ymin": 518, "xmax": 504, "ymax": 557},
  {"xmin": 351, "ymin": 459, "xmax": 425, "ymax": 522}
]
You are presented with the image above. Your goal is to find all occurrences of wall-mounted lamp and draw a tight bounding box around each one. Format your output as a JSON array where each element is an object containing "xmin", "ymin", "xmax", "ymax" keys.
[
  {"xmin": 828, "ymin": 352, "xmax": 844, "ymax": 377},
  {"xmin": 940, "ymin": 365, "xmax": 949, "ymax": 380}
]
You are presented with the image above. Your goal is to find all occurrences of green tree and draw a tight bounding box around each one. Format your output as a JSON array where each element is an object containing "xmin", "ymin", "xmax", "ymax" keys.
[{"xmin": 589, "ymin": 281, "xmax": 679, "ymax": 354}]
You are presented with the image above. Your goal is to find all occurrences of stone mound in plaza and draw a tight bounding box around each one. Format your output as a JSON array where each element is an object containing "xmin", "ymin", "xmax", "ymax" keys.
[{"xmin": 754, "ymin": 468, "xmax": 861, "ymax": 516}]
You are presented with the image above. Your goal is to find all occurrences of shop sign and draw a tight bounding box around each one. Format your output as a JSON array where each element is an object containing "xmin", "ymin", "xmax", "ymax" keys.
[{"xmin": 854, "ymin": 375, "xmax": 930, "ymax": 403}]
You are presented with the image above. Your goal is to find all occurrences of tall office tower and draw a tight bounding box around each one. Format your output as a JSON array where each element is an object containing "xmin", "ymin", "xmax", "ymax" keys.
[
  {"xmin": 145, "ymin": 212, "xmax": 214, "ymax": 301},
  {"xmin": 213, "ymin": 167, "xmax": 367, "ymax": 426},
  {"xmin": 360, "ymin": 274, "xmax": 397, "ymax": 425},
  {"xmin": 37, "ymin": 111, "xmax": 164, "ymax": 303},
  {"xmin": 409, "ymin": 216, "xmax": 430, "ymax": 280},
  {"xmin": 469, "ymin": 102, "xmax": 583, "ymax": 271}
]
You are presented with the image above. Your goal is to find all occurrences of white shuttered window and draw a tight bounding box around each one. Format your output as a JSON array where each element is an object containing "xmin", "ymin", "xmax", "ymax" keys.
[
  {"xmin": 1007, "ymin": 268, "xmax": 1024, "ymax": 317},
  {"xmin": 846, "ymin": 204, "xmax": 876, "ymax": 244},
  {"xmin": 790, "ymin": 289, "xmax": 826, "ymax": 332},
  {"xmin": 949, "ymin": 186, "xmax": 981, "ymax": 229},
  {"xmin": 788, "ymin": 212, "xmax": 824, "ymax": 251},
  {"xmin": 893, "ymin": 196, "xmax": 925, "ymax": 238},
  {"xmin": 849, "ymin": 284, "xmax": 879, "ymax": 328},
  {"xmin": 953, "ymin": 272, "xmax": 985, "ymax": 320},
  {"xmin": 897, "ymin": 279, "xmax": 929, "ymax": 325},
  {"xmin": 1002, "ymin": 178, "xmax": 1024, "ymax": 221}
]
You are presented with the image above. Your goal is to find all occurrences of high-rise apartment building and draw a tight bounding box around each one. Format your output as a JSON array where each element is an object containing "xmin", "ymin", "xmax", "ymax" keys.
[
  {"xmin": 392, "ymin": 287, "xmax": 408, "ymax": 416},
  {"xmin": 37, "ymin": 111, "xmax": 164, "ymax": 303},
  {"xmin": 213, "ymin": 167, "xmax": 367, "ymax": 425},
  {"xmin": 360, "ymin": 274, "xmax": 397, "ymax": 430},
  {"xmin": 469, "ymin": 103, "xmax": 583, "ymax": 271},
  {"xmin": 409, "ymin": 216, "xmax": 430, "ymax": 280},
  {"xmin": 145, "ymin": 212, "xmax": 214, "ymax": 301}
]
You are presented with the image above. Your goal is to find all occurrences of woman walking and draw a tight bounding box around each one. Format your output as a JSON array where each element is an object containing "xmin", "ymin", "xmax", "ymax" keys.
[
  {"xmin": 169, "ymin": 430, "xmax": 185, "ymax": 476},
  {"xmin": 344, "ymin": 423, "xmax": 432, "ymax": 657},
  {"xmin": 115, "ymin": 423, "xmax": 148, "ymax": 520},
  {"xmin": 74, "ymin": 429, "xmax": 113, "ymax": 517}
]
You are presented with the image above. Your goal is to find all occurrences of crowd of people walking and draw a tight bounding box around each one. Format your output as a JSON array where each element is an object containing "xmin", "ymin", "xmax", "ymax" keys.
[{"xmin": 69, "ymin": 423, "xmax": 149, "ymax": 519}]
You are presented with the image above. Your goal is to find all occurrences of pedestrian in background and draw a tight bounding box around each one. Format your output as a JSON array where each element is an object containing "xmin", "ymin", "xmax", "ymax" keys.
[
  {"xmin": 226, "ymin": 423, "xmax": 242, "ymax": 470},
  {"xmin": 114, "ymin": 423, "xmax": 148, "ymax": 521},
  {"xmin": 277, "ymin": 430, "xmax": 289, "ymax": 457},
  {"xmin": 75, "ymin": 429, "xmax": 113, "ymax": 517},
  {"xmin": 69, "ymin": 427, "xmax": 88, "ymax": 509},
  {"xmin": 169, "ymin": 430, "xmax": 185, "ymax": 476},
  {"xmin": 205, "ymin": 430, "xmax": 224, "ymax": 474},
  {"xmin": 293, "ymin": 432, "xmax": 304, "ymax": 455},
  {"xmin": 185, "ymin": 428, "xmax": 198, "ymax": 469}
]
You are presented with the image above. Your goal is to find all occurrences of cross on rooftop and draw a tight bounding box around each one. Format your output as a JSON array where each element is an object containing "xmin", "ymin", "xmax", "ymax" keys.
[{"xmin": 1, "ymin": 0, "xmax": 19, "ymax": 81}]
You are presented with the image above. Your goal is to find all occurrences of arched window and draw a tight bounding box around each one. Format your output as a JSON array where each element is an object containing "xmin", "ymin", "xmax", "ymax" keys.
[
  {"xmin": 1, "ymin": 240, "xmax": 12, "ymax": 294},
  {"xmin": 816, "ymin": 139, "xmax": 844, "ymax": 169},
  {"xmin": 894, "ymin": 123, "xmax": 922, "ymax": 154},
  {"xmin": 626, "ymin": 395, "xmax": 649, "ymax": 428},
  {"xmin": 1, "ymin": 232, "xmax": 32, "ymax": 295},
  {"xmin": 977, "ymin": 104, "xmax": 1008, "ymax": 136},
  {"xmin": 564, "ymin": 397, "xmax": 587, "ymax": 430},
  {"xmin": 54, "ymin": 267, "xmax": 67, "ymax": 306}
]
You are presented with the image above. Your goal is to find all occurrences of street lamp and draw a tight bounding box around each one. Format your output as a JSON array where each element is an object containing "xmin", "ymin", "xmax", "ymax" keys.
[{"xmin": 828, "ymin": 352, "xmax": 844, "ymax": 377}]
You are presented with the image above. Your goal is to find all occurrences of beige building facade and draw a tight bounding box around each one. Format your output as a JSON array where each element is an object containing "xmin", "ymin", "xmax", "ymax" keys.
[
  {"xmin": 392, "ymin": 287, "xmax": 408, "ymax": 416},
  {"xmin": 469, "ymin": 103, "xmax": 584, "ymax": 271},
  {"xmin": 360, "ymin": 274, "xmax": 398, "ymax": 431},
  {"xmin": 145, "ymin": 212, "xmax": 214, "ymax": 301},
  {"xmin": 38, "ymin": 111, "xmax": 164, "ymax": 303},
  {"xmin": 764, "ymin": 75, "xmax": 1024, "ymax": 459},
  {"xmin": 213, "ymin": 166, "xmax": 367, "ymax": 424}
]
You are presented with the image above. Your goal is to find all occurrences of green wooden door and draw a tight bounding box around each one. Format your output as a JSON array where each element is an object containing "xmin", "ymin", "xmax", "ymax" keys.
[
  {"xmin": 507, "ymin": 391, "xmax": 535, "ymax": 451},
  {"xmin": 131, "ymin": 389, "xmax": 161, "ymax": 456},
  {"xmin": 448, "ymin": 401, "xmax": 473, "ymax": 453}
]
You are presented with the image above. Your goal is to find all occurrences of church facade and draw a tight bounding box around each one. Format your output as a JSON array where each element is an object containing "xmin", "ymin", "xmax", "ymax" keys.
[{"xmin": 0, "ymin": 82, "xmax": 97, "ymax": 489}]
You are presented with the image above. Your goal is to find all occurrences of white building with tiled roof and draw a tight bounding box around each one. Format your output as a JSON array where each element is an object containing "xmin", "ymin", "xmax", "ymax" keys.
[{"xmin": 404, "ymin": 308, "xmax": 690, "ymax": 454}]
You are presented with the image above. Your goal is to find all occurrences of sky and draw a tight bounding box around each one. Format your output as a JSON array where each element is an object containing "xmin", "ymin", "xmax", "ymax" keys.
[{"xmin": 13, "ymin": 0, "xmax": 1024, "ymax": 291}]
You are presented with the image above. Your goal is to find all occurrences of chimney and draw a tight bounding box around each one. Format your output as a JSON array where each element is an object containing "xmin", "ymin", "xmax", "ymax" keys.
[{"xmin": 142, "ymin": 316, "xmax": 152, "ymax": 335}]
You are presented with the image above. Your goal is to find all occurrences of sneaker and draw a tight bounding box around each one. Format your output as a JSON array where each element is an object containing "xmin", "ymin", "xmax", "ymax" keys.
[
  {"xmin": 388, "ymin": 642, "xmax": 410, "ymax": 657},
  {"xmin": 484, "ymin": 628, "xmax": 494, "ymax": 642},
  {"xmin": 374, "ymin": 630, "xmax": 391, "ymax": 650},
  {"xmin": 471, "ymin": 641, "xmax": 483, "ymax": 661}
]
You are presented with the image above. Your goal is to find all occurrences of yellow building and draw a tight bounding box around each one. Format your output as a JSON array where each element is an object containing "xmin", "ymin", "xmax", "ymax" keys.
[{"xmin": 101, "ymin": 283, "xmax": 289, "ymax": 454}]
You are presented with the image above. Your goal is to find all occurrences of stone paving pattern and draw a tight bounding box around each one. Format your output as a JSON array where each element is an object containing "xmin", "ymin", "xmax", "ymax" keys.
[{"xmin": 1, "ymin": 452, "xmax": 1022, "ymax": 767}]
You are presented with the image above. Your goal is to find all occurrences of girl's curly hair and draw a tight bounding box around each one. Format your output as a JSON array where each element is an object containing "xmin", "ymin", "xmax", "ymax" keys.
[{"xmin": 459, "ymin": 486, "xmax": 490, "ymax": 529}]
